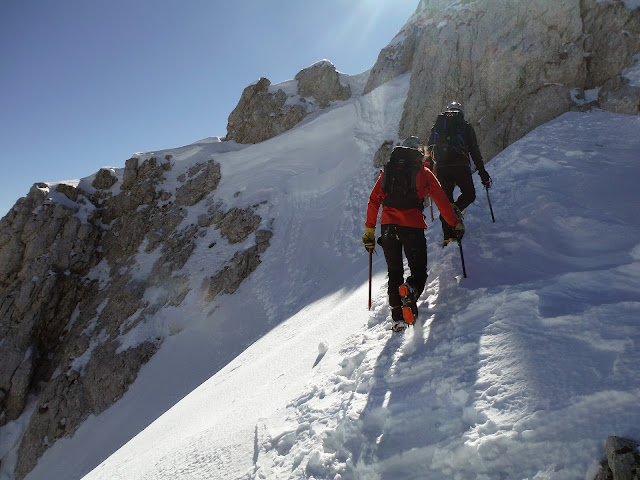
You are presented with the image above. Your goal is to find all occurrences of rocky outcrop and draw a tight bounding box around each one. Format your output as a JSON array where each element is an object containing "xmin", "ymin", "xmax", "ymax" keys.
[
  {"xmin": 225, "ymin": 77, "xmax": 307, "ymax": 145},
  {"xmin": 365, "ymin": 0, "xmax": 640, "ymax": 161},
  {"xmin": 372, "ymin": 140, "xmax": 396, "ymax": 168},
  {"xmin": 204, "ymin": 229, "xmax": 273, "ymax": 301},
  {"xmin": 599, "ymin": 75, "xmax": 640, "ymax": 114},
  {"xmin": 225, "ymin": 1, "xmax": 639, "ymax": 153},
  {"xmin": 226, "ymin": 60, "xmax": 351, "ymax": 144},
  {"xmin": 0, "ymin": 153, "xmax": 272, "ymax": 478},
  {"xmin": 92, "ymin": 168, "xmax": 118, "ymax": 190},
  {"xmin": 594, "ymin": 436, "xmax": 640, "ymax": 480},
  {"xmin": 581, "ymin": 0, "xmax": 640, "ymax": 89},
  {"xmin": 364, "ymin": 21, "xmax": 427, "ymax": 95},
  {"xmin": 295, "ymin": 60, "xmax": 351, "ymax": 108}
]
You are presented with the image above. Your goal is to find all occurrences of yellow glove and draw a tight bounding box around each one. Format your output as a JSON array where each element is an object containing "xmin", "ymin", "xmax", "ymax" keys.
[
  {"xmin": 454, "ymin": 221, "xmax": 465, "ymax": 239},
  {"xmin": 362, "ymin": 227, "xmax": 376, "ymax": 252}
]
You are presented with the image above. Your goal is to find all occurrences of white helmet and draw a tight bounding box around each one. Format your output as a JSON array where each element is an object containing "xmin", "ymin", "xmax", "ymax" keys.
[{"xmin": 447, "ymin": 102, "xmax": 464, "ymax": 116}]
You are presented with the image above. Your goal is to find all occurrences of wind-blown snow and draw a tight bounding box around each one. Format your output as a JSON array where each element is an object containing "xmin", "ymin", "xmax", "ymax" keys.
[{"xmin": 3, "ymin": 72, "xmax": 639, "ymax": 480}]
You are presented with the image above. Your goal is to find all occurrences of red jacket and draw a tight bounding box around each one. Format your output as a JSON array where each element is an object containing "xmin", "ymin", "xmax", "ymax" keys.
[{"xmin": 366, "ymin": 166, "xmax": 460, "ymax": 229}]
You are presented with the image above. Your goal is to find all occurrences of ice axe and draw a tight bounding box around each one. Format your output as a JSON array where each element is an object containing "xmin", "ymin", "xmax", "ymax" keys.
[
  {"xmin": 368, "ymin": 249, "xmax": 373, "ymax": 310},
  {"xmin": 485, "ymin": 185, "xmax": 495, "ymax": 223},
  {"xmin": 367, "ymin": 246, "xmax": 380, "ymax": 309},
  {"xmin": 457, "ymin": 238, "xmax": 468, "ymax": 278}
]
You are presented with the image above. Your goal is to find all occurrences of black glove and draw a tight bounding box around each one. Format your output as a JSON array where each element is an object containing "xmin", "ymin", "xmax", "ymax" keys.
[{"xmin": 479, "ymin": 169, "xmax": 492, "ymax": 187}]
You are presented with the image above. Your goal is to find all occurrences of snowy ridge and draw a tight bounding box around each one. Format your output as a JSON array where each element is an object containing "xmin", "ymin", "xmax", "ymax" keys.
[
  {"xmin": 250, "ymin": 114, "xmax": 640, "ymax": 479},
  {"xmin": 13, "ymin": 72, "xmax": 411, "ymax": 480},
  {"xmin": 9, "ymin": 74, "xmax": 640, "ymax": 479},
  {"xmin": 249, "ymin": 112, "xmax": 640, "ymax": 479},
  {"xmin": 73, "ymin": 110, "xmax": 640, "ymax": 480}
]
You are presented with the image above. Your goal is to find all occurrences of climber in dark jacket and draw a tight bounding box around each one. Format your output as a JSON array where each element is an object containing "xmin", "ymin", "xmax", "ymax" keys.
[{"xmin": 427, "ymin": 101, "xmax": 491, "ymax": 246}]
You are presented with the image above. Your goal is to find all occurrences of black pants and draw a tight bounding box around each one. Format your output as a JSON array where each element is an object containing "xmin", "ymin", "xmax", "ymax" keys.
[
  {"xmin": 379, "ymin": 224, "xmax": 427, "ymax": 319},
  {"xmin": 436, "ymin": 164, "xmax": 475, "ymax": 238}
]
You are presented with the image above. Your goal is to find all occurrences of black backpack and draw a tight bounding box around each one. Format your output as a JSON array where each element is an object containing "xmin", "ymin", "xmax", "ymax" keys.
[
  {"xmin": 431, "ymin": 110, "xmax": 468, "ymax": 166},
  {"xmin": 381, "ymin": 146, "xmax": 423, "ymax": 210}
]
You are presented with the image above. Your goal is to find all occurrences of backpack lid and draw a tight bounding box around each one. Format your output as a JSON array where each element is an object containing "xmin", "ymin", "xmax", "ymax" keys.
[
  {"xmin": 434, "ymin": 110, "xmax": 465, "ymax": 136},
  {"xmin": 390, "ymin": 145, "xmax": 424, "ymax": 164},
  {"xmin": 381, "ymin": 147, "xmax": 423, "ymax": 210}
]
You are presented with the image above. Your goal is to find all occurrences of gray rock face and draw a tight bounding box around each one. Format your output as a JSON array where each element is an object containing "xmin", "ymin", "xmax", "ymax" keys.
[
  {"xmin": 204, "ymin": 229, "xmax": 273, "ymax": 301},
  {"xmin": 582, "ymin": 1, "xmax": 640, "ymax": 89},
  {"xmin": 226, "ymin": 61, "xmax": 351, "ymax": 144},
  {"xmin": 372, "ymin": 0, "xmax": 640, "ymax": 161},
  {"xmin": 175, "ymin": 159, "xmax": 222, "ymax": 206},
  {"xmin": 372, "ymin": 140, "xmax": 396, "ymax": 168},
  {"xmin": 295, "ymin": 60, "xmax": 351, "ymax": 108},
  {"xmin": 92, "ymin": 168, "xmax": 118, "ymax": 190},
  {"xmin": 0, "ymin": 153, "xmax": 272, "ymax": 479},
  {"xmin": 594, "ymin": 436, "xmax": 640, "ymax": 480},
  {"xmin": 599, "ymin": 76, "xmax": 640, "ymax": 114},
  {"xmin": 364, "ymin": 21, "xmax": 426, "ymax": 95},
  {"xmin": 225, "ymin": 77, "xmax": 308, "ymax": 144}
]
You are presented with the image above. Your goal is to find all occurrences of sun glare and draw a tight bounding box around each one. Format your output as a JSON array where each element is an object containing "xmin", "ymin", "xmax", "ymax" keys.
[{"xmin": 329, "ymin": 0, "xmax": 417, "ymax": 54}]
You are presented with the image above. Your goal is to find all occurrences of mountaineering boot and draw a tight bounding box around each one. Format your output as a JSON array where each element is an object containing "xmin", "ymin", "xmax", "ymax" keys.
[
  {"xmin": 398, "ymin": 283, "xmax": 418, "ymax": 324},
  {"xmin": 442, "ymin": 205, "xmax": 464, "ymax": 247},
  {"xmin": 441, "ymin": 217, "xmax": 456, "ymax": 248},
  {"xmin": 390, "ymin": 306, "xmax": 407, "ymax": 332},
  {"xmin": 391, "ymin": 319, "xmax": 408, "ymax": 332},
  {"xmin": 442, "ymin": 236, "xmax": 456, "ymax": 248}
]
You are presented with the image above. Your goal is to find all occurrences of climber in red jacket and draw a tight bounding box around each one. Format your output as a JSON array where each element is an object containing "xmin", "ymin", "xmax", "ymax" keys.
[{"xmin": 362, "ymin": 136, "xmax": 464, "ymax": 331}]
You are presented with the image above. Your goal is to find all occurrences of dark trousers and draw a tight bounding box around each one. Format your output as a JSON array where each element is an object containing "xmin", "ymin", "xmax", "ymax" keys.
[
  {"xmin": 436, "ymin": 165, "xmax": 475, "ymax": 237},
  {"xmin": 379, "ymin": 224, "xmax": 427, "ymax": 319}
]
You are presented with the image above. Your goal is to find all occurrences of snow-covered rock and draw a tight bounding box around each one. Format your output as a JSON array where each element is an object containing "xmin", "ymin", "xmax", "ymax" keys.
[
  {"xmin": 0, "ymin": 150, "xmax": 272, "ymax": 478},
  {"xmin": 226, "ymin": 60, "xmax": 351, "ymax": 144},
  {"xmin": 594, "ymin": 436, "xmax": 640, "ymax": 480}
]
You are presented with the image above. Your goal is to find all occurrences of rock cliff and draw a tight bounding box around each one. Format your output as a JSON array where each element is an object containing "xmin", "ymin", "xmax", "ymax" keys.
[
  {"xmin": 0, "ymin": 150, "xmax": 272, "ymax": 478},
  {"xmin": 393, "ymin": 0, "xmax": 640, "ymax": 160},
  {"xmin": 593, "ymin": 436, "xmax": 640, "ymax": 480},
  {"xmin": 226, "ymin": 60, "xmax": 351, "ymax": 144}
]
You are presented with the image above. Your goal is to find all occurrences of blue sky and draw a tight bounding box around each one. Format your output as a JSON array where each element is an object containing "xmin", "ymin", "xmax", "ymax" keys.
[{"xmin": 0, "ymin": 0, "xmax": 419, "ymax": 217}]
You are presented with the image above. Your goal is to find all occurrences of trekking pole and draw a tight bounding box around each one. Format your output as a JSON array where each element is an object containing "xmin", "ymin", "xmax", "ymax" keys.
[
  {"xmin": 485, "ymin": 185, "xmax": 495, "ymax": 223},
  {"xmin": 429, "ymin": 197, "xmax": 434, "ymax": 222},
  {"xmin": 457, "ymin": 238, "xmax": 468, "ymax": 278},
  {"xmin": 368, "ymin": 249, "xmax": 373, "ymax": 310}
]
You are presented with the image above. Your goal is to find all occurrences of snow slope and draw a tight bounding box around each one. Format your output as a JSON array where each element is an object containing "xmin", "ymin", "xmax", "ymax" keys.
[
  {"xmin": 5, "ymin": 72, "xmax": 406, "ymax": 480},
  {"xmin": 4, "ymin": 74, "xmax": 640, "ymax": 479}
]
